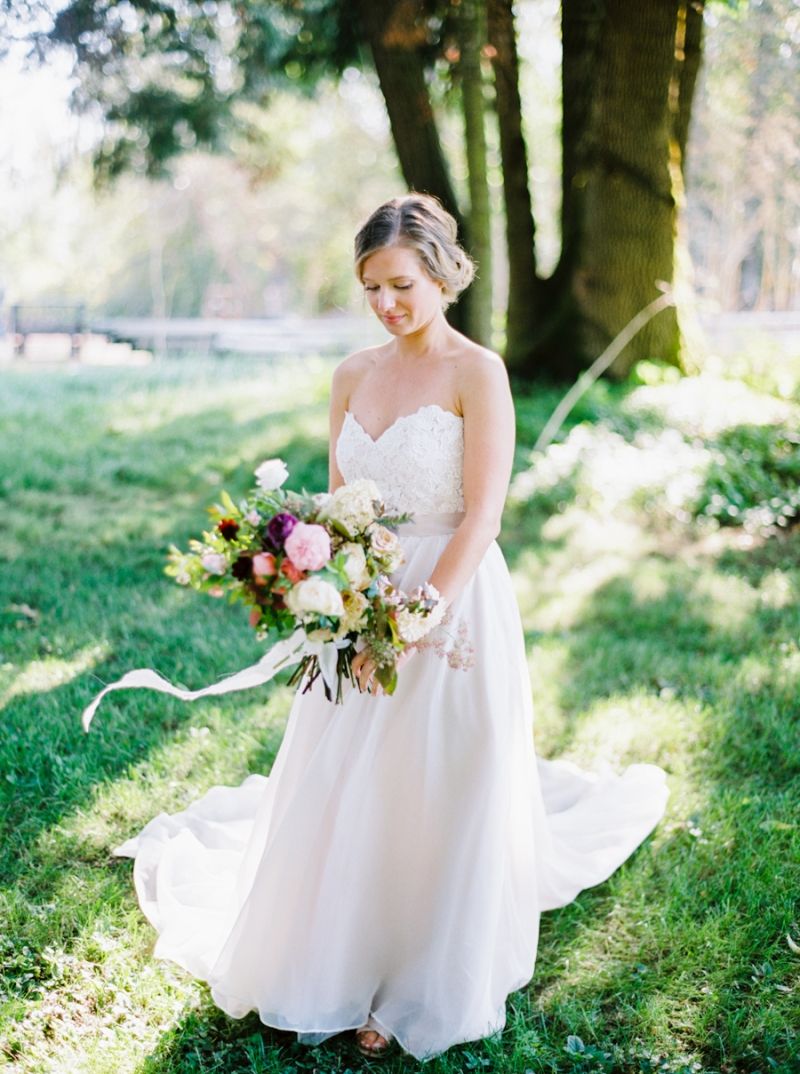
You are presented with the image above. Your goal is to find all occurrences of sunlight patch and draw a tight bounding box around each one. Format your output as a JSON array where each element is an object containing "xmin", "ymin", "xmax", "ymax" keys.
[
  {"xmin": 556, "ymin": 695, "xmax": 684, "ymax": 769},
  {"xmin": 0, "ymin": 644, "xmax": 110, "ymax": 711},
  {"xmin": 625, "ymin": 374, "xmax": 795, "ymax": 437},
  {"xmin": 758, "ymin": 569, "xmax": 796, "ymax": 609},
  {"xmin": 690, "ymin": 572, "xmax": 756, "ymax": 629}
]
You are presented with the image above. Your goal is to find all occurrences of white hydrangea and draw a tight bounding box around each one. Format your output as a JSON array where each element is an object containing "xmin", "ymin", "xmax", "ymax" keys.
[{"xmin": 321, "ymin": 479, "xmax": 381, "ymax": 535}]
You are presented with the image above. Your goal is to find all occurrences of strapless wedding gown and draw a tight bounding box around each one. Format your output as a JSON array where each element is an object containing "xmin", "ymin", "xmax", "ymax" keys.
[{"xmin": 114, "ymin": 403, "xmax": 669, "ymax": 1061}]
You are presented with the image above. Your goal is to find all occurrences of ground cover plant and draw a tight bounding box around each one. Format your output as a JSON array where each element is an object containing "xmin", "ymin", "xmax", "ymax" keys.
[{"xmin": 1, "ymin": 355, "xmax": 798, "ymax": 1074}]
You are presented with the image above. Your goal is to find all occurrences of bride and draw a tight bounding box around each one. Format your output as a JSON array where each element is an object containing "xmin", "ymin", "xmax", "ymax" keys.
[{"xmin": 112, "ymin": 193, "xmax": 669, "ymax": 1062}]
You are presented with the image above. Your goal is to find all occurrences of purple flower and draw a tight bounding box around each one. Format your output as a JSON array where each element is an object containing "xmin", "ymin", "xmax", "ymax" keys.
[{"xmin": 266, "ymin": 511, "xmax": 298, "ymax": 551}]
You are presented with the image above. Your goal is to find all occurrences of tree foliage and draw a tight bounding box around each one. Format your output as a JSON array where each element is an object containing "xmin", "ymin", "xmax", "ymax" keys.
[{"xmin": 5, "ymin": 0, "xmax": 715, "ymax": 380}]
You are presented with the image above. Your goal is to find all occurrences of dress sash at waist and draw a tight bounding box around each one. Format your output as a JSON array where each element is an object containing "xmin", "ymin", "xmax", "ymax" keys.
[{"xmin": 396, "ymin": 510, "xmax": 466, "ymax": 537}]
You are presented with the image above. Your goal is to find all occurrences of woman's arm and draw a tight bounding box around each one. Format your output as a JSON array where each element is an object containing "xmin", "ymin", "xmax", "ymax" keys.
[
  {"xmin": 427, "ymin": 352, "xmax": 516, "ymax": 605},
  {"xmin": 328, "ymin": 355, "xmax": 360, "ymax": 494}
]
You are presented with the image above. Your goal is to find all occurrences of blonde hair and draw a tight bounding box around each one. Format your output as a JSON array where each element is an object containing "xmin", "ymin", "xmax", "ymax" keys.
[{"xmin": 354, "ymin": 193, "xmax": 475, "ymax": 308}]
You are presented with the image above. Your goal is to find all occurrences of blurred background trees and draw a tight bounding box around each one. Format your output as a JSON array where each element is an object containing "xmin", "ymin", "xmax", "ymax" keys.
[{"xmin": 1, "ymin": 0, "xmax": 798, "ymax": 380}]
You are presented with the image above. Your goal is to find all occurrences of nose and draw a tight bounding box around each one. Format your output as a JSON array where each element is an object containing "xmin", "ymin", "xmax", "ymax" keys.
[{"xmin": 375, "ymin": 288, "xmax": 396, "ymax": 312}]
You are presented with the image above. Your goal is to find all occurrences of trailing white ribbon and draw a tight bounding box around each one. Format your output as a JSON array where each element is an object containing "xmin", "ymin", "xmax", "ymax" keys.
[
  {"xmin": 301, "ymin": 635, "xmax": 352, "ymax": 696},
  {"xmin": 81, "ymin": 627, "xmax": 350, "ymax": 733}
]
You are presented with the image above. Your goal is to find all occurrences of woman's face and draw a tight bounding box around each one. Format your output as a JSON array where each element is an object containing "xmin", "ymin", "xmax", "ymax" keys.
[{"xmin": 360, "ymin": 245, "xmax": 444, "ymax": 335}]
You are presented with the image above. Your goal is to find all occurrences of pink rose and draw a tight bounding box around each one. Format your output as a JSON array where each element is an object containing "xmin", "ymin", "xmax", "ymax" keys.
[
  {"xmin": 283, "ymin": 522, "xmax": 331, "ymax": 571},
  {"xmin": 252, "ymin": 552, "xmax": 277, "ymax": 579}
]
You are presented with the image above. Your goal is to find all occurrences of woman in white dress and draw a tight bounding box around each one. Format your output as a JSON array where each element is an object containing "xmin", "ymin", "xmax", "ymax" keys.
[{"xmin": 113, "ymin": 193, "xmax": 669, "ymax": 1062}]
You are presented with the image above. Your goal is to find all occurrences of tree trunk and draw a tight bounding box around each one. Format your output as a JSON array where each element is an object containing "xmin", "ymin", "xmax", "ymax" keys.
[
  {"xmin": 579, "ymin": 0, "xmax": 682, "ymax": 376},
  {"xmin": 674, "ymin": 0, "xmax": 705, "ymax": 171},
  {"xmin": 457, "ymin": 0, "xmax": 493, "ymax": 346},
  {"xmin": 526, "ymin": 0, "xmax": 682, "ymax": 380},
  {"xmin": 486, "ymin": 0, "xmax": 540, "ymax": 369},
  {"xmin": 354, "ymin": 0, "xmax": 471, "ymax": 331},
  {"xmin": 559, "ymin": 0, "xmax": 604, "ymax": 286},
  {"xmin": 670, "ymin": 0, "xmax": 706, "ymax": 368}
]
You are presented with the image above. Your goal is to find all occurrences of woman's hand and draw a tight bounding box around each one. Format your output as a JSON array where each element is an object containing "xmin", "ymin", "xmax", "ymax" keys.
[
  {"xmin": 351, "ymin": 644, "xmax": 418, "ymax": 697},
  {"xmin": 351, "ymin": 648, "xmax": 381, "ymax": 695}
]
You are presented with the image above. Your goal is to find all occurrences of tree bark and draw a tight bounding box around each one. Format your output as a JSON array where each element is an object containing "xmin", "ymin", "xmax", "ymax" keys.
[
  {"xmin": 674, "ymin": 0, "xmax": 705, "ymax": 172},
  {"xmin": 559, "ymin": 0, "xmax": 604, "ymax": 285},
  {"xmin": 486, "ymin": 0, "xmax": 540, "ymax": 369},
  {"xmin": 457, "ymin": 0, "xmax": 493, "ymax": 345},
  {"xmin": 355, "ymin": 0, "xmax": 470, "ymax": 331},
  {"xmin": 578, "ymin": 0, "xmax": 682, "ymax": 376},
  {"xmin": 524, "ymin": 0, "xmax": 682, "ymax": 379}
]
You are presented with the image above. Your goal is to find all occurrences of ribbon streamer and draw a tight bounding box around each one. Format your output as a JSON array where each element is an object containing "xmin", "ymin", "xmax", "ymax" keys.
[
  {"xmin": 301, "ymin": 635, "xmax": 351, "ymax": 696},
  {"xmin": 81, "ymin": 627, "xmax": 339, "ymax": 733}
]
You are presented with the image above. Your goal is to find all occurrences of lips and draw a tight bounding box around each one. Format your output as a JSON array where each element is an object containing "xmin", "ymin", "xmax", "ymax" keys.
[{"xmin": 382, "ymin": 315, "xmax": 404, "ymax": 324}]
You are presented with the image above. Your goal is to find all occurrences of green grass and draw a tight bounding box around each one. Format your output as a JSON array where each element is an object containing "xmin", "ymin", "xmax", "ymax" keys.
[{"xmin": 1, "ymin": 357, "xmax": 798, "ymax": 1074}]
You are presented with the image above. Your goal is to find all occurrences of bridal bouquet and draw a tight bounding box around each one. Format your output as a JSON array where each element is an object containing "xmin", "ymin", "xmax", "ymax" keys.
[
  {"xmin": 81, "ymin": 459, "xmax": 446, "ymax": 732},
  {"xmin": 162, "ymin": 458, "xmax": 444, "ymax": 702}
]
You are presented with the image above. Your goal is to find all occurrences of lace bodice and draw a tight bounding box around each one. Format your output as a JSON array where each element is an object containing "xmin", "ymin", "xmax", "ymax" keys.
[{"xmin": 335, "ymin": 403, "xmax": 465, "ymax": 515}]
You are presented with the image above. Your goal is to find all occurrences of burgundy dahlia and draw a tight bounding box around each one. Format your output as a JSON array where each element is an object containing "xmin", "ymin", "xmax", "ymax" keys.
[
  {"xmin": 231, "ymin": 555, "xmax": 253, "ymax": 581},
  {"xmin": 266, "ymin": 511, "xmax": 298, "ymax": 550},
  {"xmin": 218, "ymin": 517, "xmax": 240, "ymax": 540}
]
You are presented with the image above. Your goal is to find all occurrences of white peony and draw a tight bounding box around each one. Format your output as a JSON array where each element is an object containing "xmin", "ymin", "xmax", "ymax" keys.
[
  {"xmin": 286, "ymin": 578, "xmax": 345, "ymax": 619},
  {"xmin": 339, "ymin": 542, "xmax": 372, "ymax": 590},
  {"xmin": 254, "ymin": 457, "xmax": 289, "ymax": 491},
  {"xmin": 321, "ymin": 479, "xmax": 381, "ymax": 534}
]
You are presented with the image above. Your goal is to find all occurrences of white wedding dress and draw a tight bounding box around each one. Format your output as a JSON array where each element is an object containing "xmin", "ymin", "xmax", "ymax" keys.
[{"xmin": 114, "ymin": 403, "xmax": 669, "ymax": 1061}]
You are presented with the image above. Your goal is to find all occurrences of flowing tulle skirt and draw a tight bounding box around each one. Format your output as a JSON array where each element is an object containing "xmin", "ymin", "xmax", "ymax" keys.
[{"xmin": 115, "ymin": 529, "xmax": 669, "ymax": 1061}]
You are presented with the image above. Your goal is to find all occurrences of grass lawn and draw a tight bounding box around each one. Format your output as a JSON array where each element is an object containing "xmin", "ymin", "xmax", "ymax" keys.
[{"xmin": 1, "ymin": 356, "xmax": 798, "ymax": 1074}]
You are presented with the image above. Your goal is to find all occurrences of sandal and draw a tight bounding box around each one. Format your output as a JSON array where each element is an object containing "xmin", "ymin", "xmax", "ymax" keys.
[{"xmin": 355, "ymin": 1014, "xmax": 393, "ymax": 1058}]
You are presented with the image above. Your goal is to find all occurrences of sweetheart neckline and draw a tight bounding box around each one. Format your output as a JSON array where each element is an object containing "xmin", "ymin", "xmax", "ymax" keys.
[{"xmin": 344, "ymin": 403, "xmax": 463, "ymax": 445}]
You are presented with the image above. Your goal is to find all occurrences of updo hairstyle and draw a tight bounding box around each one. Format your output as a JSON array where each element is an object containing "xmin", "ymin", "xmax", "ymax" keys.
[{"xmin": 354, "ymin": 193, "xmax": 475, "ymax": 308}]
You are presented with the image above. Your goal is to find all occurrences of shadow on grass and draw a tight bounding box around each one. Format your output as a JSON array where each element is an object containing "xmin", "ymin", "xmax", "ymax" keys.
[
  {"xmin": 0, "ymin": 392, "xmax": 332, "ymax": 1001},
  {"xmin": 4, "ymin": 369, "xmax": 798, "ymax": 1071},
  {"xmin": 519, "ymin": 527, "xmax": 800, "ymax": 1069}
]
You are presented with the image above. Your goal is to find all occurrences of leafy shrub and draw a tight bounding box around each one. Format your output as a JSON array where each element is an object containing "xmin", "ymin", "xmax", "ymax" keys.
[{"xmin": 693, "ymin": 423, "xmax": 800, "ymax": 532}]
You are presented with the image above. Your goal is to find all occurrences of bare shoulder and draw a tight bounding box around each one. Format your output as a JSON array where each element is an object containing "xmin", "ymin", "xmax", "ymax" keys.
[
  {"xmin": 331, "ymin": 344, "xmax": 388, "ymax": 405},
  {"xmin": 451, "ymin": 338, "xmax": 511, "ymax": 411}
]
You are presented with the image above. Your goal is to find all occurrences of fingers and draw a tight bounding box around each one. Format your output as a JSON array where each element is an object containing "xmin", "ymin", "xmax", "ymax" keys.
[{"xmin": 353, "ymin": 653, "xmax": 382, "ymax": 697}]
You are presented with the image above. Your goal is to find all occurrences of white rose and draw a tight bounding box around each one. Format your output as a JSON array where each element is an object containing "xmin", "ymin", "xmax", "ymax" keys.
[
  {"xmin": 339, "ymin": 542, "xmax": 372, "ymax": 590},
  {"xmin": 254, "ymin": 458, "xmax": 289, "ymax": 491},
  {"xmin": 369, "ymin": 524, "xmax": 405, "ymax": 571},
  {"xmin": 369, "ymin": 524, "xmax": 399, "ymax": 554},
  {"xmin": 200, "ymin": 551, "xmax": 227, "ymax": 575},
  {"xmin": 286, "ymin": 578, "xmax": 345, "ymax": 619}
]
